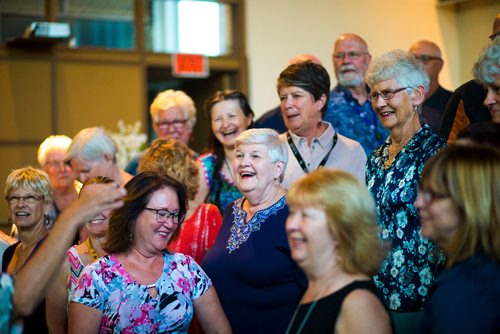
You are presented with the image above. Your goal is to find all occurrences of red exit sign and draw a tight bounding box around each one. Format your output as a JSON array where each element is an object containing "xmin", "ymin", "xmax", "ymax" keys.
[{"xmin": 172, "ymin": 53, "xmax": 209, "ymax": 78}]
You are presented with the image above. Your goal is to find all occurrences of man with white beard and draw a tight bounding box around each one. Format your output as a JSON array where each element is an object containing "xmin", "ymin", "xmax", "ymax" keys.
[{"xmin": 324, "ymin": 33, "xmax": 389, "ymax": 155}]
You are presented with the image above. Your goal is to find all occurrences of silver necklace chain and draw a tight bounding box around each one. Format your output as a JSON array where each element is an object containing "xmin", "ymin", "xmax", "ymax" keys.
[{"xmin": 285, "ymin": 282, "xmax": 332, "ymax": 334}]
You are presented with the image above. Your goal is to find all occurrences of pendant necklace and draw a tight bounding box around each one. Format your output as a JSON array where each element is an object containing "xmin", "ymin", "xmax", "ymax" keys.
[{"xmin": 384, "ymin": 135, "xmax": 413, "ymax": 169}]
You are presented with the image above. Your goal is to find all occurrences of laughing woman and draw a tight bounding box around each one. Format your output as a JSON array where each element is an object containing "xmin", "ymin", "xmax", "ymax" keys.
[
  {"xmin": 2, "ymin": 167, "xmax": 53, "ymax": 334},
  {"xmin": 69, "ymin": 172, "xmax": 230, "ymax": 333},
  {"xmin": 46, "ymin": 176, "xmax": 115, "ymax": 334},
  {"xmin": 202, "ymin": 129, "xmax": 306, "ymax": 334},
  {"xmin": 197, "ymin": 90, "xmax": 254, "ymax": 213},
  {"xmin": 365, "ymin": 50, "xmax": 447, "ymax": 332},
  {"xmin": 286, "ymin": 169, "xmax": 392, "ymax": 334}
]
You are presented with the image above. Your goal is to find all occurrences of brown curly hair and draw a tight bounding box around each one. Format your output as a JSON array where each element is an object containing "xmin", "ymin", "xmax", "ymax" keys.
[{"xmin": 138, "ymin": 138, "xmax": 199, "ymax": 200}]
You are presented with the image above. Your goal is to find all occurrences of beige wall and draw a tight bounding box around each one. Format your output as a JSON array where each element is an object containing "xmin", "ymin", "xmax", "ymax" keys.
[{"xmin": 246, "ymin": 0, "xmax": 498, "ymax": 117}]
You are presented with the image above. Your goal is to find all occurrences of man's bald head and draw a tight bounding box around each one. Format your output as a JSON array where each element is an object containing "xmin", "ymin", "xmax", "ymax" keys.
[
  {"xmin": 409, "ymin": 40, "xmax": 444, "ymax": 85},
  {"xmin": 334, "ymin": 33, "xmax": 369, "ymax": 53}
]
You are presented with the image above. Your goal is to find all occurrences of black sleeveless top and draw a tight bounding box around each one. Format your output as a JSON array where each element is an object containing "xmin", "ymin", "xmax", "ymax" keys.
[
  {"xmin": 2, "ymin": 241, "xmax": 49, "ymax": 334},
  {"xmin": 287, "ymin": 280, "xmax": 393, "ymax": 333}
]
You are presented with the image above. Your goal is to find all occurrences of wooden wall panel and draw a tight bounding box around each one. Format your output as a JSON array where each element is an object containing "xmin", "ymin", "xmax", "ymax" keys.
[
  {"xmin": 0, "ymin": 59, "xmax": 52, "ymax": 141},
  {"xmin": 0, "ymin": 145, "xmax": 39, "ymax": 228},
  {"xmin": 56, "ymin": 62, "xmax": 144, "ymax": 136}
]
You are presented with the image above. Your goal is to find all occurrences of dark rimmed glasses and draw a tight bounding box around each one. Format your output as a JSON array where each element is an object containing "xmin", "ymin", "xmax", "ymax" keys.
[
  {"xmin": 417, "ymin": 189, "xmax": 449, "ymax": 205},
  {"xmin": 155, "ymin": 119, "xmax": 188, "ymax": 129},
  {"xmin": 144, "ymin": 207, "xmax": 184, "ymax": 224},
  {"xmin": 6, "ymin": 194, "xmax": 44, "ymax": 204},
  {"xmin": 414, "ymin": 54, "xmax": 442, "ymax": 63},
  {"xmin": 369, "ymin": 87, "xmax": 410, "ymax": 103}
]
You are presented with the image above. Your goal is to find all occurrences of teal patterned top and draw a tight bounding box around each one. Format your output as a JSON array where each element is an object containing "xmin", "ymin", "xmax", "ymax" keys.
[
  {"xmin": 366, "ymin": 124, "xmax": 447, "ymax": 312},
  {"xmin": 198, "ymin": 153, "xmax": 242, "ymax": 214}
]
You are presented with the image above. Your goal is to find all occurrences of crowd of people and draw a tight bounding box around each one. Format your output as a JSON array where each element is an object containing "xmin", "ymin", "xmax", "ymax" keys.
[{"xmin": 1, "ymin": 12, "xmax": 499, "ymax": 334}]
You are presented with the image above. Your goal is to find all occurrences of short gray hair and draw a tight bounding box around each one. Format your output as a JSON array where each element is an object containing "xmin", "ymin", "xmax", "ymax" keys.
[
  {"xmin": 150, "ymin": 89, "xmax": 197, "ymax": 128},
  {"xmin": 474, "ymin": 38, "xmax": 500, "ymax": 87},
  {"xmin": 235, "ymin": 128, "xmax": 288, "ymax": 182},
  {"xmin": 65, "ymin": 127, "xmax": 118, "ymax": 163},
  {"xmin": 366, "ymin": 49, "xmax": 430, "ymax": 93},
  {"xmin": 37, "ymin": 135, "xmax": 72, "ymax": 166}
]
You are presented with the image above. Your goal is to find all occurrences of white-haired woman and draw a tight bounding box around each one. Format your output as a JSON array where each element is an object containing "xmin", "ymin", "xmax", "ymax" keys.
[
  {"xmin": 474, "ymin": 37, "xmax": 500, "ymax": 123},
  {"xmin": 365, "ymin": 50, "xmax": 447, "ymax": 332},
  {"xmin": 38, "ymin": 135, "xmax": 80, "ymax": 216},
  {"xmin": 202, "ymin": 128, "xmax": 306, "ymax": 334},
  {"xmin": 65, "ymin": 127, "xmax": 132, "ymax": 186}
]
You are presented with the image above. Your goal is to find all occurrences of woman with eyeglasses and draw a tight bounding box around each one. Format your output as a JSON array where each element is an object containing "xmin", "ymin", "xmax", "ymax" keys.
[
  {"xmin": 3, "ymin": 167, "xmax": 54, "ymax": 334},
  {"xmin": 68, "ymin": 172, "xmax": 230, "ymax": 334},
  {"xmin": 364, "ymin": 50, "xmax": 447, "ymax": 333},
  {"xmin": 415, "ymin": 144, "xmax": 500, "ymax": 333}
]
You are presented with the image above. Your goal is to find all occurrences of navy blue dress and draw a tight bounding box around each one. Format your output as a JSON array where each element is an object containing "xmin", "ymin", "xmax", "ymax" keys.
[
  {"xmin": 202, "ymin": 196, "xmax": 306, "ymax": 334},
  {"xmin": 420, "ymin": 252, "xmax": 500, "ymax": 334}
]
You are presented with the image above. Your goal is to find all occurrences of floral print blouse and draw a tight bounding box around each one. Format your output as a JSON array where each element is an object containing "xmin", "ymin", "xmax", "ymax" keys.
[
  {"xmin": 366, "ymin": 124, "xmax": 447, "ymax": 312},
  {"xmin": 71, "ymin": 251, "xmax": 211, "ymax": 333}
]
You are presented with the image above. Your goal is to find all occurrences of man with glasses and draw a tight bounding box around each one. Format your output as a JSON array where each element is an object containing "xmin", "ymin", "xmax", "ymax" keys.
[
  {"xmin": 125, "ymin": 89, "xmax": 198, "ymax": 174},
  {"xmin": 409, "ymin": 40, "xmax": 452, "ymax": 133},
  {"xmin": 325, "ymin": 33, "xmax": 389, "ymax": 155}
]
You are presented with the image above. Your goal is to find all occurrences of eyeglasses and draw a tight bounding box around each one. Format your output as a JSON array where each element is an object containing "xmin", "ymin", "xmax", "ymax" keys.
[
  {"xmin": 155, "ymin": 119, "xmax": 188, "ymax": 129},
  {"xmin": 489, "ymin": 32, "xmax": 500, "ymax": 41},
  {"xmin": 144, "ymin": 207, "xmax": 184, "ymax": 224},
  {"xmin": 369, "ymin": 87, "xmax": 410, "ymax": 103},
  {"xmin": 418, "ymin": 189, "xmax": 449, "ymax": 205},
  {"xmin": 413, "ymin": 54, "xmax": 443, "ymax": 63},
  {"xmin": 332, "ymin": 51, "xmax": 368, "ymax": 60},
  {"xmin": 6, "ymin": 194, "xmax": 44, "ymax": 204}
]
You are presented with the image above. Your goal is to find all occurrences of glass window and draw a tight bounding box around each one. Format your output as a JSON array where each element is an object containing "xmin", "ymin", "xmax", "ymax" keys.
[
  {"xmin": 0, "ymin": 0, "xmax": 44, "ymax": 42},
  {"xmin": 58, "ymin": 0, "xmax": 134, "ymax": 49},
  {"xmin": 147, "ymin": 0, "xmax": 232, "ymax": 56}
]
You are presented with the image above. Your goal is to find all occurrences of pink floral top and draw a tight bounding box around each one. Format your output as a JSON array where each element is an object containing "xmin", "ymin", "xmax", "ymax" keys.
[{"xmin": 71, "ymin": 251, "xmax": 211, "ymax": 333}]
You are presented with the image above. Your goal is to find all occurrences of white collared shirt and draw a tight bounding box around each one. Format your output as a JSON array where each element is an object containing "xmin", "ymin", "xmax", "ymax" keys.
[{"xmin": 280, "ymin": 122, "xmax": 367, "ymax": 189}]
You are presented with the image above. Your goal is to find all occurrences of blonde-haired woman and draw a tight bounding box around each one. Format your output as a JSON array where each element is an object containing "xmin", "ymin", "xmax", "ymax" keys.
[
  {"xmin": 3, "ymin": 167, "xmax": 53, "ymax": 333},
  {"xmin": 285, "ymin": 169, "xmax": 392, "ymax": 333},
  {"xmin": 138, "ymin": 138, "xmax": 222, "ymax": 263}
]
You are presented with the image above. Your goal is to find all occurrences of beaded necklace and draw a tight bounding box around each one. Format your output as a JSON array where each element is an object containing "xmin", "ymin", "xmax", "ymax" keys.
[{"xmin": 85, "ymin": 238, "xmax": 100, "ymax": 261}]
